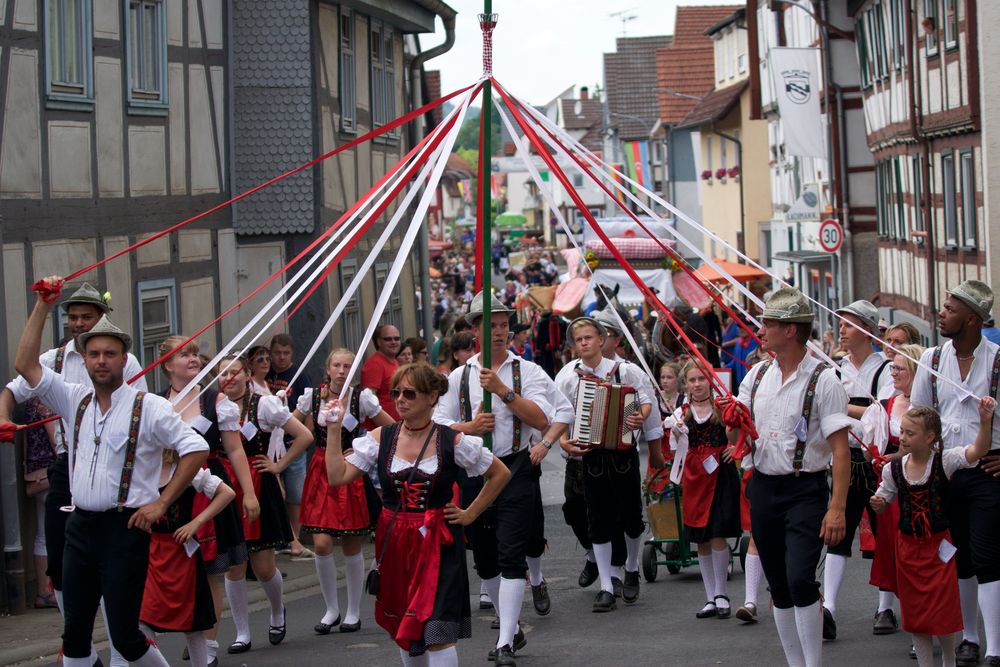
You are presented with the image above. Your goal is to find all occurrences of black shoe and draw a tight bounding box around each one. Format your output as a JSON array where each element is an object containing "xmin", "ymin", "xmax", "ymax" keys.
[
  {"xmin": 592, "ymin": 590, "xmax": 616, "ymax": 612},
  {"xmin": 622, "ymin": 571, "xmax": 640, "ymax": 604},
  {"xmin": 611, "ymin": 576, "xmax": 623, "ymax": 599},
  {"xmin": 983, "ymin": 656, "xmax": 1000, "ymax": 666},
  {"xmin": 578, "ymin": 560, "xmax": 598, "ymax": 588},
  {"xmin": 339, "ymin": 620, "xmax": 361, "ymax": 633},
  {"xmin": 490, "ymin": 615, "xmax": 500, "ymax": 630},
  {"xmin": 489, "ymin": 629, "xmax": 527, "ymax": 661},
  {"xmin": 314, "ymin": 615, "xmax": 340, "ymax": 634},
  {"xmin": 909, "ymin": 645, "xmax": 916, "ymax": 660},
  {"xmin": 207, "ymin": 658, "xmax": 218, "ymax": 667},
  {"xmin": 531, "ymin": 580, "xmax": 551, "ymax": 615},
  {"xmin": 696, "ymin": 601, "xmax": 717, "ymax": 619},
  {"xmin": 181, "ymin": 646, "xmax": 190, "ymax": 660},
  {"xmin": 956, "ymin": 640, "xmax": 981, "ymax": 667},
  {"xmin": 269, "ymin": 607, "xmax": 287, "ymax": 645},
  {"xmin": 872, "ymin": 609, "xmax": 898, "ymax": 635},
  {"xmin": 822, "ymin": 607, "xmax": 837, "ymax": 641},
  {"xmin": 494, "ymin": 645, "xmax": 517, "ymax": 667},
  {"xmin": 227, "ymin": 640, "xmax": 251, "ymax": 654},
  {"xmin": 92, "ymin": 659, "xmax": 104, "ymax": 667},
  {"xmin": 714, "ymin": 595, "xmax": 731, "ymax": 619}
]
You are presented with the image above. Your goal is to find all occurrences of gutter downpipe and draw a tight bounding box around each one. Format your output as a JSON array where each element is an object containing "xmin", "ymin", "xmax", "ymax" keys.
[{"xmin": 410, "ymin": 1, "xmax": 457, "ymax": 342}]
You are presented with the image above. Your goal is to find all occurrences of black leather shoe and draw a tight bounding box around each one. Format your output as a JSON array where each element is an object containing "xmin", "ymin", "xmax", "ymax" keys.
[
  {"xmin": 490, "ymin": 615, "xmax": 500, "ymax": 629},
  {"xmin": 612, "ymin": 576, "xmax": 623, "ymax": 599},
  {"xmin": 578, "ymin": 560, "xmax": 598, "ymax": 588},
  {"xmin": 181, "ymin": 646, "xmax": 190, "ymax": 660},
  {"xmin": 314, "ymin": 615, "xmax": 340, "ymax": 634},
  {"xmin": 696, "ymin": 601, "xmax": 717, "ymax": 619},
  {"xmin": 93, "ymin": 658, "xmax": 105, "ymax": 667},
  {"xmin": 488, "ymin": 629, "xmax": 526, "ymax": 661},
  {"xmin": 622, "ymin": 571, "xmax": 640, "ymax": 604},
  {"xmin": 531, "ymin": 580, "xmax": 551, "ymax": 615},
  {"xmin": 714, "ymin": 595, "xmax": 731, "ymax": 619},
  {"xmin": 956, "ymin": 640, "xmax": 980, "ymax": 667},
  {"xmin": 822, "ymin": 607, "xmax": 837, "ymax": 641},
  {"xmin": 227, "ymin": 640, "xmax": 252, "ymax": 654},
  {"xmin": 269, "ymin": 607, "xmax": 287, "ymax": 645},
  {"xmin": 206, "ymin": 658, "xmax": 218, "ymax": 667},
  {"xmin": 494, "ymin": 645, "xmax": 517, "ymax": 667},
  {"xmin": 339, "ymin": 620, "xmax": 361, "ymax": 633},
  {"xmin": 872, "ymin": 609, "xmax": 898, "ymax": 635},
  {"xmin": 592, "ymin": 590, "xmax": 616, "ymax": 612}
]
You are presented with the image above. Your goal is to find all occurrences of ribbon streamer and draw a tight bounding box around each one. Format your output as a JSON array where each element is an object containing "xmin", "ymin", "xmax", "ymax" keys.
[{"xmin": 0, "ymin": 415, "xmax": 60, "ymax": 442}]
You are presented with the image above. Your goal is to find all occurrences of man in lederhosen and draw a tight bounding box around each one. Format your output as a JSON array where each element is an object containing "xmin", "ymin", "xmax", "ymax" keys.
[
  {"xmin": 0, "ymin": 283, "xmax": 147, "ymax": 667},
  {"xmin": 434, "ymin": 291, "xmax": 552, "ymax": 667},
  {"xmin": 910, "ymin": 280, "xmax": 1000, "ymax": 667},
  {"xmin": 14, "ymin": 276, "xmax": 208, "ymax": 667},
  {"xmin": 733, "ymin": 288, "xmax": 851, "ymax": 667}
]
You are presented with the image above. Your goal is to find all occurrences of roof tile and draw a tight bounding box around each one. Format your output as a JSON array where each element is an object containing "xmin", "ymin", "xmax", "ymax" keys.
[
  {"xmin": 604, "ymin": 36, "xmax": 672, "ymax": 140},
  {"xmin": 676, "ymin": 80, "xmax": 747, "ymax": 128}
]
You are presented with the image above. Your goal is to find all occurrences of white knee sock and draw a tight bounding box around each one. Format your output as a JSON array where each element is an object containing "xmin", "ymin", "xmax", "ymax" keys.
[
  {"xmin": 526, "ymin": 556, "xmax": 543, "ymax": 587},
  {"xmin": 497, "ymin": 576, "xmax": 524, "ymax": 649},
  {"xmin": 259, "ymin": 572, "xmax": 285, "ymax": 626},
  {"xmin": 345, "ymin": 552, "xmax": 365, "ymax": 625},
  {"xmin": 979, "ymin": 580, "xmax": 1000, "ymax": 657},
  {"xmin": 483, "ymin": 575, "xmax": 501, "ymax": 610},
  {"xmin": 625, "ymin": 534, "xmax": 642, "ymax": 573},
  {"xmin": 399, "ymin": 648, "xmax": 429, "ymax": 666},
  {"xmin": 823, "ymin": 554, "xmax": 847, "ymax": 617},
  {"xmin": 592, "ymin": 542, "xmax": 614, "ymax": 594},
  {"xmin": 794, "ymin": 601, "xmax": 824, "ymax": 667},
  {"xmin": 205, "ymin": 638, "xmax": 218, "ymax": 662},
  {"xmin": 224, "ymin": 577, "xmax": 251, "ymax": 643},
  {"xmin": 698, "ymin": 554, "xmax": 715, "ymax": 603},
  {"xmin": 184, "ymin": 632, "xmax": 208, "ymax": 667},
  {"xmin": 877, "ymin": 590, "xmax": 896, "ymax": 613},
  {"xmin": 315, "ymin": 552, "xmax": 341, "ymax": 624},
  {"xmin": 745, "ymin": 554, "xmax": 762, "ymax": 607},
  {"xmin": 940, "ymin": 632, "xmax": 958, "ymax": 667},
  {"xmin": 132, "ymin": 645, "xmax": 170, "ymax": 667},
  {"xmin": 774, "ymin": 606, "xmax": 806, "ymax": 667},
  {"xmin": 959, "ymin": 577, "xmax": 981, "ymax": 645},
  {"xmin": 912, "ymin": 633, "xmax": 934, "ymax": 667},
  {"xmin": 63, "ymin": 657, "xmax": 91, "ymax": 667},
  {"xmin": 712, "ymin": 547, "xmax": 730, "ymax": 605},
  {"xmin": 427, "ymin": 646, "xmax": 459, "ymax": 667},
  {"xmin": 100, "ymin": 597, "xmax": 127, "ymax": 667}
]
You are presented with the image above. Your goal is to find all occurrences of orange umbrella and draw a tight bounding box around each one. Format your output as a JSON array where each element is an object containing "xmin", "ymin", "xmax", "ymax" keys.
[{"xmin": 694, "ymin": 259, "xmax": 770, "ymax": 284}]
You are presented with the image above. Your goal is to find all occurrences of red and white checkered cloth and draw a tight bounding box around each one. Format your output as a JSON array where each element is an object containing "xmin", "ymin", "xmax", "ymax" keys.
[{"xmin": 584, "ymin": 237, "xmax": 673, "ymax": 260}]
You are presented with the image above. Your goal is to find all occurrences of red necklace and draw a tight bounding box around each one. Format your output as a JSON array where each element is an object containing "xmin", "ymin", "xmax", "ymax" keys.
[{"xmin": 402, "ymin": 419, "xmax": 432, "ymax": 434}]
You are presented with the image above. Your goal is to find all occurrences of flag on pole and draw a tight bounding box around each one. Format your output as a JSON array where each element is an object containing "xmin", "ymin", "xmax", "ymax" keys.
[{"xmin": 768, "ymin": 47, "xmax": 827, "ymax": 159}]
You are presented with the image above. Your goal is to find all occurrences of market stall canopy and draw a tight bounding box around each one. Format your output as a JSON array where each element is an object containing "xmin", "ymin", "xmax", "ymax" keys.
[
  {"xmin": 428, "ymin": 240, "xmax": 453, "ymax": 257},
  {"xmin": 694, "ymin": 258, "xmax": 770, "ymax": 284},
  {"xmin": 496, "ymin": 211, "xmax": 528, "ymax": 227}
]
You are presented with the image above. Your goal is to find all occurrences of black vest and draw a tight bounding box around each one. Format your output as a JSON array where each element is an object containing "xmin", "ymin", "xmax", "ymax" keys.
[
  {"xmin": 892, "ymin": 453, "xmax": 949, "ymax": 537},
  {"xmin": 377, "ymin": 423, "xmax": 460, "ymax": 513}
]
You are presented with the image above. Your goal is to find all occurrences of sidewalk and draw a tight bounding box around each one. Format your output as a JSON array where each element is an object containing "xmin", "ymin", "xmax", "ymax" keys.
[{"xmin": 0, "ymin": 551, "xmax": 337, "ymax": 666}]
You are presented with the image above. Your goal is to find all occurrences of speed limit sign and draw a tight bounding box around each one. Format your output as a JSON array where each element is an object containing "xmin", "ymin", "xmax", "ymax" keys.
[{"xmin": 819, "ymin": 218, "xmax": 843, "ymax": 253}]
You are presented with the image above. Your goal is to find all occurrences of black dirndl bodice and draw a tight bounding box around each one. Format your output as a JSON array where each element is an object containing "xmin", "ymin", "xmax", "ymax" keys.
[{"xmin": 377, "ymin": 423, "xmax": 460, "ymax": 512}]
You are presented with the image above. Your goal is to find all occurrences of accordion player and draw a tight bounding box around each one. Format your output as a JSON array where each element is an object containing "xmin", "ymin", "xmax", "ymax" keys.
[{"xmin": 573, "ymin": 378, "xmax": 639, "ymax": 451}]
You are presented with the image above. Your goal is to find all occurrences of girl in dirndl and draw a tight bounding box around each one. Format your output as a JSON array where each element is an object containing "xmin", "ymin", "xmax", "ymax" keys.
[
  {"xmin": 293, "ymin": 348, "xmax": 393, "ymax": 635},
  {"xmin": 139, "ymin": 453, "xmax": 236, "ymax": 667},
  {"xmin": 215, "ymin": 354, "xmax": 314, "ymax": 655},
  {"xmin": 870, "ymin": 399, "xmax": 995, "ymax": 667},
  {"xmin": 668, "ymin": 362, "xmax": 741, "ymax": 620}
]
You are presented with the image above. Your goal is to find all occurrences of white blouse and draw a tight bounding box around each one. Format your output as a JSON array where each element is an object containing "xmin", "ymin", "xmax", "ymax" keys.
[
  {"xmin": 249, "ymin": 394, "xmax": 292, "ymax": 432},
  {"xmin": 297, "ymin": 387, "xmax": 381, "ymax": 421},
  {"xmin": 215, "ymin": 396, "xmax": 241, "ymax": 432},
  {"xmin": 874, "ymin": 448, "xmax": 975, "ymax": 503},
  {"xmin": 345, "ymin": 430, "xmax": 493, "ymax": 477}
]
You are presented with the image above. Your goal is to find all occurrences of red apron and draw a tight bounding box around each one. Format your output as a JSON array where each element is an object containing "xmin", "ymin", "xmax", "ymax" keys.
[
  {"xmin": 895, "ymin": 529, "xmax": 962, "ymax": 635},
  {"xmin": 300, "ymin": 447, "xmax": 371, "ymax": 532},
  {"xmin": 221, "ymin": 456, "xmax": 264, "ymax": 541},
  {"xmin": 681, "ymin": 446, "xmax": 722, "ymax": 528},
  {"xmin": 140, "ymin": 533, "xmax": 196, "ymax": 631},
  {"xmin": 869, "ymin": 499, "xmax": 899, "ymax": 591},
  {"xmin": 739, "ymin": 468, "xmax": 752, "ymax": 532}
]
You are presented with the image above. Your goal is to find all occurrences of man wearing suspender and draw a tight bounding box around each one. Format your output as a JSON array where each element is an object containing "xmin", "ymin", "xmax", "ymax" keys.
[
  {"xmin": 734, "ymin": 288, "xmax": 851, "ymax": 667},
  {"xmin": 433, "ymin": 291, "xmax": 552, "ymax": 667},
  {"xmin": 910, "ymin": 280, "xmax": 1000, "ymax": 667},
  {"xmin": 824, "ymin": 299, "xmax": 896, "ymax": 639},
  {"xmin": 14, "ymin": 277, "xmax": 208, "ymax": 667}
]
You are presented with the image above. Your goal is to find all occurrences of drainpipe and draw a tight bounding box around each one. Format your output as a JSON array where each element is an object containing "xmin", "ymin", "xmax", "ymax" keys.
[{"xmin": 410, "ymin": 2, "xmax": 457, "ymax": 342}]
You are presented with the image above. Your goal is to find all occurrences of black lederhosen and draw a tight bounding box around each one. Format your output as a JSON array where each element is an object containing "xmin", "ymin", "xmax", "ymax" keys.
[
  {"xmin": 947, "ymin": 449, "xmax": 1000, "ymax": 583},
  {"xmin": 582, "ymin": 448, "xmax": 645, "ymax": 545}
]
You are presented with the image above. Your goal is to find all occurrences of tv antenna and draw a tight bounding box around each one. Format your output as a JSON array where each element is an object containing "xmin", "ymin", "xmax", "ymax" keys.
[{"xmin": 609, "ymin": 9, "xmax": 638, "ymax": 36}]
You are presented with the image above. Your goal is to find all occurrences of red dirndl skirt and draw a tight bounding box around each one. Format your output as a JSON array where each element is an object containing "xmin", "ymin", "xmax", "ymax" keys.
[
  {"xmin": 300, "ymin": 446, "xmax": 373, "ymax": 536},
  {"xmin": 139, "ymin": 533, "xmax": 217, "ymax": 632},
  {"xmin": 869, "ymin": 500, "xmax": 900, "ymax": 592},
  {"xmin": 896, "ymin": 529, "xmax": 962, "ymax": 635},
  {"xmin": 740, "ymin": 468, "xmax": 752, "ymax": 532}
]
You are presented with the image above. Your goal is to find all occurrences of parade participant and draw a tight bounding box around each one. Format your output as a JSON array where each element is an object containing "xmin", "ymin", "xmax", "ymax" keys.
[
  {"xmin": 214, "ymin": 354, "xmax": 314, "ymax": 654},
  {"xmin": 139, "ymin": 455, "xmax": 236, "ymax": 667},
  {"xmin": 14, "ymin": 276, "xmax": 209, "ymax": 667},
  {"xmin": 910, "ymin": 280, "xmax": 1000, "ymax": 667},
  {"xmin": 554, "ymin": 316, "xmax": 661, "ymax": 613},
  {"xmin": 325, "ymin": 363, "xmax": 511, "ymax": 667},
  {"xmin": 668, "ymin": 362, "xmax": 741, "ymax": 619},
  {"xmin": 733, "ymin": 287, "xmax": 851, "ymax": 667},
  {"xmin": 362, "ymin": 324, "xmax": 403, "ymax": 419},
  {"xmin": 449, "ymin": 331, "xmax": 477, "ymax": 371},
  {"xmin": 823, "ymin": 300, "xmax": 893, "ymax": 640},
  {"xmin": 434, "ymin": 291, "xmax": 552, "ymax": 666},
  {"xmin": 509, "ymin": 323, "xmax": 533, "ymax": 362},
  {"xmin": 158, "ymin": 335, "xmax": 259, "ymax": 665},
  {"xmin": 870, "ymin": 399, "xmax": 996, "ymax": 667},
  {"xmin": 883, "ymin": 323, "xmax": 921, "ymax": 362},
  {"xmin": 0, "ymin": 283, "xmax": 147, "ymax": 667},
  {"xmin": 293, "ymin": 348, "xmax": 393, "ymax": 635},
  {"xmin": 658, "ymin": 362, "xmax": 685, "ymax": 413}
]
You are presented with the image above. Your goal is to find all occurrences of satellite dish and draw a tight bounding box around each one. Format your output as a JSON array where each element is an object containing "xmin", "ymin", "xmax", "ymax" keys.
[{"xmin": 574, "ymin": 100, "xmax": 582, "ymax": 116}]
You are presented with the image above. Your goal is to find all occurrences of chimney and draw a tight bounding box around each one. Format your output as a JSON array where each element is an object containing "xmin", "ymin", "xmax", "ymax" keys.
[{"xmin": 580, "ymin": 86, "xmax": 589, "ymax": 100}]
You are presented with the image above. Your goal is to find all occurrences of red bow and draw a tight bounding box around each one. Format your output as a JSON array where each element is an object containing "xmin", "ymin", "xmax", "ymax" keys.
[
  {"xmin": 866, "ymin": 444, "xmax": 890, "ymax": 477},
  {"xmin": 32, "ymin": 278, "xmax": 65, "ymax": 305},
  {"xmin": 0, "ymin": 423, "xmax": 18, "ymax": 442},
  {"xmin": 716, "ymin": 397, "xmax": 758, "ymax": 460}
]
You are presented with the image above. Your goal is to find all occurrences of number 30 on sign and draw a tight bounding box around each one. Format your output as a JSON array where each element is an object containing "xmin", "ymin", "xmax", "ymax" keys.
[{"xmin": 819, "ymin": 219, "xmax": 843, "ymax": 253}]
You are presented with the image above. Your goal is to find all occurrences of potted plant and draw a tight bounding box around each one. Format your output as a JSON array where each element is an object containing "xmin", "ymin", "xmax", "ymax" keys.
[
  {"xmin": 700, "ymin": 169, "xmax": 713, "ymax": 183},
  {"xmin": 715, "ymin": 167, "xmax": 728, "ymax": 184},
  {"xmin": 728, "ymin": 165, "xmax": 741, "ymax": 182}
]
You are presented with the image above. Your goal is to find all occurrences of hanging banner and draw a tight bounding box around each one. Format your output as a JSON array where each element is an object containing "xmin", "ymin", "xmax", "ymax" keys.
[
  {"xmin": 622, "ymin": 140, "xmax": 652, "ymax": 193},
  {"xmin": 768, "ymin": 47, "xmax": 827, "ymax": 159}
]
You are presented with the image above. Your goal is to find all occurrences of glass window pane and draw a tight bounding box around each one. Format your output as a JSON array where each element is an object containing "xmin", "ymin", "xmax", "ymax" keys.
[
  {"xmin": 142, "ymin": 297, "xmax": 168, "ymax": 326},
  {"xmin": 65, "ymin": 0, "xmax": 80, "ymax": 84}
]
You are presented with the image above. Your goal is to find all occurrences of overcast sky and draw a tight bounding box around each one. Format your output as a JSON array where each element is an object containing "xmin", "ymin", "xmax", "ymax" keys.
[{"xmin": 421, "ymin": 0, "xmax": 742, "ymax": 106}]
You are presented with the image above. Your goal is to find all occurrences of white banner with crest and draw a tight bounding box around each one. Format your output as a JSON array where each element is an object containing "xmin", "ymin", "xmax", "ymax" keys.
[{"xmin": 769, "ymin": 47, "xmax": 827, "ymax": 159}]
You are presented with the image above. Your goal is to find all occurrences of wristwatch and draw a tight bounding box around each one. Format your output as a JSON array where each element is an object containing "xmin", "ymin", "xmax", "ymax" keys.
[
  {"xmin": 540, "ymin": 439, "xmax": 554, "ymax": 450},
  {"xmin": 501, "ymin": 389, "xmax": 516, "ymax": 404}
]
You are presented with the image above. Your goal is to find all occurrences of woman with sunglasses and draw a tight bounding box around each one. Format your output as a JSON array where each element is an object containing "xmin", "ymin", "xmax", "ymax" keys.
[
  {"xmin": 215, "ymin": 354, "xmax": 314, "ymax": 654},
  {"xmin": 325, "ymin": 363, "xmax": 511, "ymax": 667},
  {"xmin": 246, "ymin": 345, "xmax": 273, "ymax": 396},
  {"xmin": 293, "ymin": 348, "xmax": 393, "ymax": 636}
]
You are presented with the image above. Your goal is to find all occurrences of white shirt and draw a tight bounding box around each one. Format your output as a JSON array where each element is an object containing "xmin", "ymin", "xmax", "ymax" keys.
[
  {"xmin": 874, "ymin": 448, "xmax": 975, "ymax": 502},
  {"xmin": 839, "ymin": 351, "xmax": 893, "ymax": 403},
  {"xmin": 553, "ymin": 356, "xmax": 653, "ymax": 440},
  {"xmin": 910, "ymin": 338, "xmax": 1000, "ymax": 451},
  {"xmin": 434, "ymin": 352, "xmax": 553, "ymax": 457},
  {"xmin": 24, "ymin": 366, "xmax": 208, "ymax": 511},
  {"xmin": 346, "ymin": 431, "xmax": 493, "ymax": 476},
  {"xmin": 296, "ymin": 386, "xmax": 381, "ymax": 423},
  {"xmin": 7, "ymin": 338, "xmax": 148, "ymax": 453},
  {"xmin": 736, "ymin": 355, "xmax": 853, "ymax": 475}
]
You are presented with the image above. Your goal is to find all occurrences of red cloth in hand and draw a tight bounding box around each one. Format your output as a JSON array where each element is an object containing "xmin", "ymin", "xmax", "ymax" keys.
[
  {"xmin": 31, "ymin": 278, "xmax": 64, "ymax": 304},
  {"xmin": 716, "ymin": 397, "xmax": 758, "ymax": 459},
  {"xmin": 867, "ymin": 444, "xmax": 890, "ymax": 477},
  {"xmin": 0, "ymin": 423, "xmax": 18, "ymax": 442}
]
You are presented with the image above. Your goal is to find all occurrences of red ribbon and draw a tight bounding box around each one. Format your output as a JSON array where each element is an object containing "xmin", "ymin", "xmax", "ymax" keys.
[
  {"xmin": 31, "ymin": 278, "xmax": 65, "ymax": 305},
  {"xmin": 866, "ymin": 444, "xmax": 890, "ymax": 476},
  {"xmin": 716, "ymin": 398, "xmax": 758, "ymax": 459},
  {"xmin": 0, "ymin": 415, "xmax": 60, "ymax": 442}
]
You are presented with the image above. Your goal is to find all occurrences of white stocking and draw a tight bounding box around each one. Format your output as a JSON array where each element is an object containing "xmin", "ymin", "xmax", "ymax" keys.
[
  {"xmin": 774, "ymin": 606, "xmax": 806, "ymax": 667},
  {"xmin": 592, "ymin": 542, "xmax": 614, "ymax": 594},
  {"xmin": 911, "ymin": 634, "xmax": 934, "ymax": 667},
  {"xmin": 345, "ymin": 552, "xmax": 365, "ymax": 625},
  {"xmin": 526, "ymin": 556, "xmax": 543, "ymax": 587},
  {"xmin": 711, "ymin": 547, "xmax": 730, "ymax": 605},
  {"xmin": 427, "ymin": 646, "xmax": 459, "ymax": 667},
  {"xmin": 315, "ymin": 552, "xmax": 341, "ymax": 624},
  {"xmin": 184, "ymin": 632, "xmax": 208, "ymax": 667},
  {"xmin": 978, "ymin": 580, "xmax": 1000, "ymax": 658},
  {"xmin": 745, "ymin": 553, "xmax": 762, "ymax": 607},
  {"xmin": 497, "ymin": 576, "xmax": 524, "ymax": 648},
  {"xmin": 794, "ymin": 601, "xmax": 823, "ymax": 667},
  {"xmin": 399, "ymin": 648, "xmax": 430, "ymax": 666},
  {"xmin": 822, "ymin": 554, "xmax": 846, "ymax": 617},
  {"xmin": 224, "ymin": 577, "xmax": 251, "ymax": 644},
  {"xmin": 959, "ymin": 577, "xmax": 980, "ymax": 645},
  {"xmin": 259, "ymin": 571, "xmax": 285, "ymax": 626}
]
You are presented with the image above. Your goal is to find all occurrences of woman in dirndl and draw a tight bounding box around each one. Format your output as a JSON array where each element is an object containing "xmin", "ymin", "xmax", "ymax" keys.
[
  {"xmin": 667, "ymin": 362, "xmax": 741, "ymax": 620},
  {"xmin": 293, "ymin": 348, "xmax": 393, "ymax": 635},
  {"xmin": 139, "ymin": 453, "xmax": 236, "ymax": 667},
  {"xmin": 324, "ymin": 363, "xmax": 511, "ymax": 667},
  {"xmin": 215, "ymin": 354, "xmax": 313, "ymax": 654},
  {"xmin": 159, "ymin": 336, "xmax": 259, "ymax": 663}
]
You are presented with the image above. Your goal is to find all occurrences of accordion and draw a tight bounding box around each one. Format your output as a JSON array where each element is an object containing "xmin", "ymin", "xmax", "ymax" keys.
[{"xmin": 574, "ymin": 379, "xmax": 639, "ymax": 451}]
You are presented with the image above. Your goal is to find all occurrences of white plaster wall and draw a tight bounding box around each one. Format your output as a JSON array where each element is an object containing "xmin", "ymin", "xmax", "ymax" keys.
[
  {"xmin": 128, "ymin": 126, "xmax": 167, "ymax": 196},
  {"xmin": 48, "ymin": 121, "xmax": 93, "ymax": 198},
  {"xmin": 1, "ymin": 49, "xmax": 41, "ymax": 198},
  {"xmin": 95, "ymin": 57, "xmax": 124, "ymax": 197},
  {"xmin": 32, "ymin": 240, "xmax": 98, "ymax": 283},
  {"xmin": 103, "ymin": 237, "xmax": 134, "ymax": 334}
]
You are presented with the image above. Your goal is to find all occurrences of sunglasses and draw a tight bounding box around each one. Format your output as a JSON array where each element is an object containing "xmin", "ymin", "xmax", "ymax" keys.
[
  {"xmin": 382, "ymin": 336, "xmax": 401, "ymax": 342},
  {"xmin": 390, "ymin": 388, "xmax": 418, "ymax": 401}
]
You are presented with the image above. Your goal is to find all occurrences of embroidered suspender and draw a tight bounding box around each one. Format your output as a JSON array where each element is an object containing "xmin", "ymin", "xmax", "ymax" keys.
[
  {"xmin": 460, "ymin": 366, "xmax": 473, "ymax": 422},
  {"xmin": 459, "ymin": 360, "xmax": 522, "ymax": 451},
  {"xmin": 54, "ymin": 346, "xmax": 66, "ymax": 374},
  {"xmin": 794, "ymin": 365, "xmax": 826, "ymax": 475},
  {"xmin": 511, "ymin": 359, "xmax": 522, "ymax": 451},
  {"xmin": 72, "ymin": 395, "xmax": 94, "ymax": 460},
  {"xmin": 930, "ymin": 346, "xmax": 942, "ymax": 410},
  {"xmin": 71, "ymin": 392, "xmax": 146, "ymax": 510}
]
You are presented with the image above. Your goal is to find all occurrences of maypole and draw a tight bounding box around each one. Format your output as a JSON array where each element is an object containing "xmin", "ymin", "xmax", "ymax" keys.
[{"xmin": 479, "ymin": 4, "xmax": 497, "ymax": 449}]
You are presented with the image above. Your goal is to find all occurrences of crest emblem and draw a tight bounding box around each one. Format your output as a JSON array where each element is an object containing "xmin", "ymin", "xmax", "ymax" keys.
[{"xmin": 782, "ymin": 69, "xmax": 811, "ymax": 105}]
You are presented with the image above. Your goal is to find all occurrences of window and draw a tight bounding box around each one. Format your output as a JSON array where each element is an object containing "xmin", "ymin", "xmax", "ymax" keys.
[
  {"xmin": 45, "ymin": 0, "xmax": 94, "ymax": 106},
  {"xmin": 339, "ymin": 260, "xmax": 362, "ymax": 350},
  {"xmin": 737, "ymin": 31, "xmax": 747, "ymax": 74},
  {"xmin": 137, "ymin": 280, "xmax": 177, "ymax": 394},
  {"xmin": 944, "ymin": 0, "xmax": 958, "ymax": 49},
  {"xmin": 733, "ymin": 130, "xmax": 741, "ymax": 166},
  {"xmin": 894, "ymin": 158, "xmax": 906, "ymax": 239},
  {"xmin": 339, "ymin": 7, "xmax": 356, "ymax": 133},
  {"xmin": 126, "ymin": 0, "xmax": 167, "ymax": 110},
  {"xmin": 373, "ymin": 262, "xmax": 402, "ymax": 329},
  {"xmin": 370, "ymin": 20, "xmax": 397, "ymax": 137},
  {"xmin": 959, "ymin": 151, "xmax": 976, "ymax": 248},
  {"xmin": 891, "ymin": 0, "xmax": 906, "ymax": 69},
  {"xmin": 942, "ymin": 152, "xmax": 957, "ymax": 246},
  {"xmin": 706, "ymin": 137, "xmax": 713, "ymax": 172},
  {"xmin": 924, "ymin": 0, "xmax": 939, "ymax": 56},
  {"xmin": 873, "ymin": 6, "xmax": 887, "ymax": 80},
  {"xmin": 912, "ymin": 154, "xmax": 924, "ymax": 232},
  {"xmin": 875, "ymin": 161, "xmax": 888, "ymax": 237},
  {"xmin": 857, "ymin": 13, "xmax": 872, "ymax": 87},
  {"xmin": 572, "ymin": 173, "xmax": 585, "ymax": 188},
  {"xmin": 715, "ymin": 38, "xmax": 724, "ymax": 83}
]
